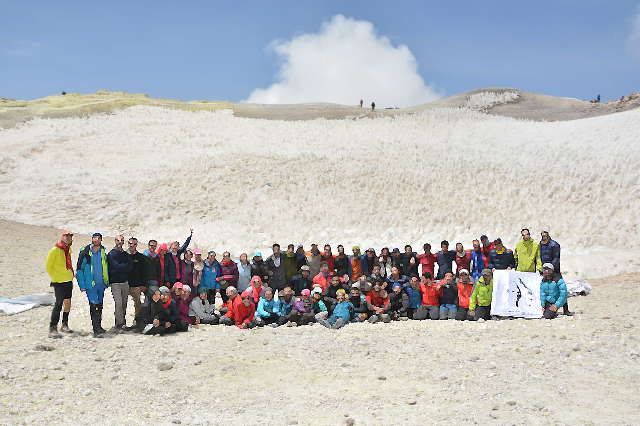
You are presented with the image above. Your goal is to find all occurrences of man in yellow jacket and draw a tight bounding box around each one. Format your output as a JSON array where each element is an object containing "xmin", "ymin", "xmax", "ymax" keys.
[
  {"xmin": 514, "ymin": 228, "xmax": 542, "ymax": 273},
  {"xmin": 45, "ymin": 230, "xmax": 75, "ymax": 338}
]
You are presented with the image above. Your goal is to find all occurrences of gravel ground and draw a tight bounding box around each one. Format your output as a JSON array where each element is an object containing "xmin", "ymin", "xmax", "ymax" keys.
[{"xmin": 1, "ymin": 221, "xmax": 639, "ymax": 426}]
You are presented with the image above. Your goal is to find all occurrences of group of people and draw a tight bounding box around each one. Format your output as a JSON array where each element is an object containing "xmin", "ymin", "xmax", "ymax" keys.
[{"xmin": 45, "ymin": 228, "xmax": 572, "ymax": 338}]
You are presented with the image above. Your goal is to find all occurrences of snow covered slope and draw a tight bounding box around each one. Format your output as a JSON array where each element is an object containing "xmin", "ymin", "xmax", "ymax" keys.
[{"xmin": 1, "ymin": 105, "xmax": 639, "ymax": 279}]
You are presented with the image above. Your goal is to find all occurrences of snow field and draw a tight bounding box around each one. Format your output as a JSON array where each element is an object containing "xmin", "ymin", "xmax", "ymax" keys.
[{"xmin": 1, "ymin": 105, "xmax": 639, "ymax": 279}]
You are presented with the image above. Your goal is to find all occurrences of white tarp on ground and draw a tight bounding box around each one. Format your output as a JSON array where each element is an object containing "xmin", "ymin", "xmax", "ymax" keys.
[
  {"xmin": 0, "ymin": 293, "xmax": 54, "ymax": 316},
  {"xmin": 491, "ymin": 270, "xmax": 542, "ymax": 319}
]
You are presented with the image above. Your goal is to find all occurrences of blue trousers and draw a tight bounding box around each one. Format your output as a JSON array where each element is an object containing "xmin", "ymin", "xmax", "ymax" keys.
[{"xmin": 86, "ymin": 284, "xmax": 106, "ymax": 305}]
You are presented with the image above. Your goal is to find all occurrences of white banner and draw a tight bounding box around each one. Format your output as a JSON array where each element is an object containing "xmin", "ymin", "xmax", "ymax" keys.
[{"xmin": 491, "ymin": 270, "xmax": 542, "ymax": 319}]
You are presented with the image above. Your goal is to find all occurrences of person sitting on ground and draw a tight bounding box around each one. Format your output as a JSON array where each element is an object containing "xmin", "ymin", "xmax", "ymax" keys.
[
  {"xmin": 290, "ymin": 289, "xmax": 315, "ymax": 326},
  {"xmin": 176, "ymin": 285, "xmax": 194, "ymax": 329},
  {"xmin": 488, "ymin": 238, "xmax": 515, "ymax": 271},
  {"xmin": 312, "ymin": 287, "xmax": 329, "ymax": 321},
  {"xmin": 348, "ymin": 284, "xmax": 368, "ymax": 322},
  {"xmin": 171, "ymin": 282, "xmax": 184, "ymax": 302},
  {"xmin": 233, "ymin": 291, "xmax": 257, "ymax": 329},
  {"xmin": 453, "ymin": 243, "xmax": 472, "ymax": 277},
  {"xmin": 189, "ymin": 288, "xmax": 219, "ymax": 325},
  {"xmin": 319, "ymin": 289, "xmax": 353, "ymax": 329},
  {"xmin": 274, "ymin": 285, "xmax": 295, "ymax": 326},
  {"xmin": 219, "ymin": 287, "xmax": 240, "ymax": 326},
  {"xmin": 385, "ymin": 265, "xmax": 410, "ymax": 295},
  {"xmin": 140, "ymin": 286, "xmax": 172, "ymax": 335},
  {"xmin": 387, "ymin": 283, "xmax": 410, "ymax": 320},
  {"xmin": 414, "ymin": 272, "xmax": 440, "ymax": 320},
  {"xmin": 247, "ymin": 276, "xmax": 267, "ymax": 307},
  {"xmin": 436, "ymin": 240, "xmax": 456, "ymax": 280},
  {"xmin": 540, "ymin": 263, "xmax": 568, "ymax": 320},
  {"xmin": 313, "ymin": 261, "xmax": 333, "ymax": 292},
  {"xmin": 323, "ymin": 275, "xmax": 347, "ymax": 314},
  {"xmin": 437, "ymin": 272, "xmax": 458, "ymax": 320},
  {"xmin": 407, "ymin": 274, "xmax": 422, "ymax": 319},
  {"xmin": 469, "ymin": 269, "xmax": 493, "ymax": 321},
  {"xmin": 160, "ymin": 285, "xmax": 185, "ymax": 332},
  {"xmin": 256, "ymin": 287, "xmax": 280, "ymax": 327},
  {"xmin": 455, "ymin": 269, "xmax": 474, "ymax": 321},
  {"xmin": 366, "ymin": 280, "xmax": 390, "ymax": 323},
  {"xmin": 514, "ymin": 228, "xmax": 542, "ymax": 273}
]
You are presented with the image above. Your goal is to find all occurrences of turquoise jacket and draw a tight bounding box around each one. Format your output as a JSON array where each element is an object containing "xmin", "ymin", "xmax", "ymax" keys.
[
  {"xmin": 331, "ymin": 301, "xmax": 354, "ymax": 320},
  {"xmin": 76, "ymin": 245, "xmax": 110, "ymax": 290},
  {"xmin": 257, "ymin": 297, "xmax": 277, "ymax": 318},
  {"xmin": 540, "ymin": 278, "xmax": 567, "ymax": 308}
]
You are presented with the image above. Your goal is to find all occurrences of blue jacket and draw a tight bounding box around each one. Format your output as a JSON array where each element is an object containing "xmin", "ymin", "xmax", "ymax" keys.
[
  {"xmin": 200, "ymin": 259, "xmax": 220, "ymax": 291},
  {"xmin": 107, "ymin": 248, "xmax": 133, "ymax": 283},
  {"xmin": 408, "ymin": 286, "xmax": 422, "ymax": 309},
  {"xmin": 167, "ymin": 299, "xmax": 179, "ymax": 323},
  {"xmin": 257, "ymin": 298, "xmax": 277, "ymax": 318},
  {"xmin": 470, "ymin": 250, "xmax": 486, "ymax": 280},
  {"xmin": 540, "ymin": 277, "xmax": 567, "ymax": 308},
  {"xmin": 331, "ymin": 301, "xmax": 354, "ymax": 320},
  {"xmin": 540, "ymin": 239, "xmax": 561, "ymax": 273},
  {"xmin": 77, "ymin": 245, "xmax": 110, "ymax": 290},
  {"xmin": 436, "ymin": 250, "xmax": 455, "ymax": 279},
  {"xmin": 488, "ymin": 249, "xmax": 515, "ymax": 270},
  {"xmin": 163, "ymin": 235, "xmax": 192, "ymax": 284},
  {"xmin": 275, "ymin": 297, "xmax": 294, "ymax": 316}
]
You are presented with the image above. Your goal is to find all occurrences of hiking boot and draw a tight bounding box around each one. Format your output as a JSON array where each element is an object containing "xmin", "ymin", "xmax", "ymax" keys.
[
  {"xmin": 60, "ymin": 323, "xmax": 73, "ymax": 333},
  {"xmin": 564, "ymin": 310, "xmax": 575, "ymax": 316},
  {"xmin": 93, "ymin": 330, "xmax": 104, "ymax": 338},
  {"xmin": 49, "ymin": 326, "xmax": 62, "ymax": 339}
]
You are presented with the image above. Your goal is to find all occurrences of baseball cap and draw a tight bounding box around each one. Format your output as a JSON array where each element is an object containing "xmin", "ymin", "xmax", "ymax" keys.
[
  {"xmin": 459, "ymin": 269, "xmax": 469, "ymax": 275},
  {"xmin": 300, "ymin": 265, "xmax": 310, "ymax": 271},
  {"xmin": 312, "ymin": 287, "xmax": 323, "ymax": 295},
  {"xmin": 392, "ymin": 248, "xmax": 400, "ymax": 253},
  {"xmin": 253, "ymin": 252, "xmax": 262, "ymax": 258},
  {"xmin": 159, "ymin": 286, "xmax": 170, "ymax": 294},
  {"xmin": 482, "ymin": 268, "xmax": 492, "ymax": 276},
  {"xmin": 542, "ymin": 263, "xmax": 554, "ymax": 270},
  {"xmin": 92, "ymin": 232, "xmax": 102, "ymax": 238}
]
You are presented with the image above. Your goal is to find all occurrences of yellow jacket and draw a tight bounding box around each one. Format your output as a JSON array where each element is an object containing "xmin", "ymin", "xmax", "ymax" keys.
[
  {"xmin": 514, "ymin": 240, "xmax": 542, "ymax": 272},
  {"xmin": 46, "ymin": 246, "xmax": 74, "ymax": 283}
]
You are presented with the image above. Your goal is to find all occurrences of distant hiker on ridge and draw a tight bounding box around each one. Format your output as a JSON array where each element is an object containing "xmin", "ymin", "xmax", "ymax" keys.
[
  {"xmin": 360, "ymin": 99, "xmax": 363, "ymax": 107},
  {"xmin": 371, "ymin": 101, "xmax": 375, "ymax": 111}
]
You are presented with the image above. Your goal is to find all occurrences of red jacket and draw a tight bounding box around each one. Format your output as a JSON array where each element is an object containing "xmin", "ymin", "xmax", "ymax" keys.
[
  {"xmin": 420, "ymin": 283, "xmax": 441, "ymax": 306},
  {"xmin": 482, "ymin": 242, "xmax": 495, "ymax": 257},
  {"xmin": 312, "ymin": 273, "xmax": 333, "ymax": 292},
  {"xmin": 454, "ymin": 251, "xmax": 472, "ymax": 276},
  {"xmin": 223, "ymin": 296, "xmax": 239, "ymax": 319},
  {"xmin": 457, "ymin": 281, "xmax": 474, "ymax": 309},
  {"xmin": 248, "ymin": 284, "xmax": 265, "ymax": 306},
  {"xmin": 321, "ymin": 254, "xmax": 335, "ymax": 272},
  {"xmin": 417, "ymin": 253, "xmax": 438, "ymax": 278},
  {"xmin": 366, "ymin": 290, "xmax": 389, "ymax": 308},
  {"xmin": 233, "ymin": 298, "xmax": 256, "ymax": 327}
]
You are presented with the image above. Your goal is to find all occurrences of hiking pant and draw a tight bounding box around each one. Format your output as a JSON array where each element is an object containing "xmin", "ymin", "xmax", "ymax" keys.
[
  {"xmin": 85, "ymin": 283, "xmax": 106, "ymax": 305},
  {"xmin": 277, "ymin": 314, "xmax": 291, "ymax": 326},
  {"xmin": 50, "ymin": 281, "xmax": 72, "ymax": 327},
  {"xmin": 367, "ymin": 314, "xmax": 391, "ymax": 323},
  {"xmin": 456, "ymin": 307, "xmax": 473, "ymax": 321},
  {"xmin": 129, "ymin": 286, "xmax": 142, "ymax": 320},
  {"xmin": 189, "ymin": 315, "xmax": 219, "ymax": 325},
  {"xmin": 111, "ymin": 281, "xmax": 129, "ymax": 327},
  {"xmin": 219, "ymin": 316, "xmax": 235, "ymax": 326},
  {"xmin": 257, "ymin": 314, "xmax": 280, "ymax": 326},
  {"xmin": 413, "ymin": 305, "xmax": 439, "ymax": 320},
  {"xmin": 321, "ymin": 316, "xmax": 349, "ymax": 329},
  {"xmin": 439, "ymin": 304, "xmax": 457, "ymax": 320},
  {"xmin": 544, "ymin": 302, "xmax": 558, "ymax": 319},
  {"xmin": 290, "ymin": 311, "xmax": 315, "ymax": 325},
  {"xmin": 473, "ymin": 305, "xmax": 491, "ymax": 321}
]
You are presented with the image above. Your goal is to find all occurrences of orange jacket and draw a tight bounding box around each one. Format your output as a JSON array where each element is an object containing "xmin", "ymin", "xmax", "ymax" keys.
[
  {"xmin": 457, "ymin": 281, "xmax": 474, "ymax": 309},
  {"xmin": 420, "ymin": 283, "xmax": 441, "ymax": 306},
  {"xmin": 350, "ymin": 257, "xmax": 362, "ymax": 281},
  {"xmin": 312, "ymin": 273, "xmax": 333, "ymax": 292},
  {"xmin": 223, "ymin": 295, "xmax": 239, "ymax": 319}
]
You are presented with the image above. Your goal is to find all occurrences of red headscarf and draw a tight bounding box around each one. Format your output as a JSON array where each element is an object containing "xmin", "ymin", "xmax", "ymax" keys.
[{"xmin": 54, "ymin": 240, "xmax": 74, "ymax": 274}]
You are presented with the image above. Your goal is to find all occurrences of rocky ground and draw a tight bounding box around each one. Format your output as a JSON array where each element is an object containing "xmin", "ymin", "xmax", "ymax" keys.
[{"xmin": 1, "ymin": 221, "xmax": 639, "ymax": 426}]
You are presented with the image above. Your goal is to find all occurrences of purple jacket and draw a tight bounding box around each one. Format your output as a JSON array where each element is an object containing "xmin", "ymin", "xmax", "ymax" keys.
[
  {"xmin": 292, "ymin": 297, "xmax": 313, "ymax": 314},
  {"xmin": 220, "ymin": 260, "xmax": 239, "ymax": 287}
]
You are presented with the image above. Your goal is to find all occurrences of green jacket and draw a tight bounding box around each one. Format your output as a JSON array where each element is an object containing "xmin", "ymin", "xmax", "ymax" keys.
[
  {"xmin": 469, "ymin": 276, "xmax": 492, "ymax": 310},
  {"xmin": 514, "ymin": 239, "xmax": 542, "ymax": 272},
  {"xmin": 284, "ymin": 253, "xmax": 298, "ymax": 282}
]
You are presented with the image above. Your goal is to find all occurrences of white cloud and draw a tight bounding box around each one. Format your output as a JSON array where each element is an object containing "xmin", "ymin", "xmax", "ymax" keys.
[
  {"xmin": 244, "ymin": 15, "xmax": 442, "ymax": 107},
  {"xmin": 629, "ymin": 4, "xmax": 640, "ymax": 59}
]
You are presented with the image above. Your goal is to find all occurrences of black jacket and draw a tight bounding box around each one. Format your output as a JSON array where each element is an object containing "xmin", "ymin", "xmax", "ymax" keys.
[
  {"xmin": 334, "ymin": 255, "xmax": 350, "ymax": 277},
  {"xmin": 163, "ymin": 235, "xmax": 192, "ymax": 285},
  {"xmin": 436, "ymin": 250, "xmax": 456, "ymax": 279},
  {"xmin": 107, "ymin": 248, "xmax": 133, "ymax": 283},
  {"xmin": 287, "ymin": 274, "xmax": 313, "ymax": 295},
  {"xmin": 127, "ymin": 251, "xmax": 147, "ymax": 287}
]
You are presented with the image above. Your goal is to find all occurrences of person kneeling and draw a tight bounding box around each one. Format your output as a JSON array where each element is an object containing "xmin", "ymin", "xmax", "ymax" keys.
[
  {"xmin": 319, "ymin": 289, "xmax": 353, "ymax": 329},
  {"xmin": 540, "ymin": 263, "xmax": 568, "ymax": 320},
  {"xmin": 256, "ymin": 287, "xmax": 280, "ymax": 327}
]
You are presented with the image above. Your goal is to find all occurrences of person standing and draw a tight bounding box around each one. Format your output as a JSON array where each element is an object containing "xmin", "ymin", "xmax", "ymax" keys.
[
  {"xmin": 470, "ymin": 239, "xmax": 488, "ymax": 281},
  {"xmin": 514, "ymin": 228, "xmax": 542, "ymax": 273},
  {"xmin": 453, "ymin": 243, "xmax": 472, "ymax": 277},
  {"xmin": 321, "ymin": 244, "xmax": 336, "ymax": 273},
  {"xmin": 219, "ymin": 251, "xmax": 239, "ymax": 294},
  {"xmin": 76, "ymin": 233, "xmax": 110, "ymax": 337},
  {"xmin": 360, "ymin": 99, "xmax": 363, "ymax": 107},
  {"xmin": 236, "ymin": 252, "xmax": 252, "ymax": 293},
  {"xmin": 334, "ymin": 245, "xmax": 350, "ymax": 277},
  {"xmin": 539, "ymin": 230, "xmax": 561, "ymax": 274},
  {"xmin": 266, "ymin": 243, "xmax": 286, "ymax": 294},
  {"xmin": 108, "ymin": 235, "xmax": 134, "ymax": 330},
  {"xmin": 143, "ymin": 240, "xmax": 162, "ymax": 287},
  {"xmin": 400, "ymin": 245, "xmax": 418, "ymax": 277},
  {"xmin": 436, "ymin": 240, "xmax": 455, "ymax": 279},
  {"xmin": 417, "ymin": 243, "xmax": 437, "ymax": 279},
  {"xmin": 306, "ymin": 244, "xmax": 322, "ymax": 277},
  {"xmin": 488, "ymin": 238, "xmax": 515, "ymax": 271},
  {"xmin": 164, "ymin": 230, "xmax": 193, "ymax": 286},
  {"xmin": 45, "ymin": 230, "xmax": 75, "ymax": 338},
  {"xmin": 284, "ymin": 244, "xmax": 299, "ymax": 282},
  {"xmin": 126, "ymin": 237, "xmax": 146, "ymax": 329},
  {"xmin": 371, "ymin": 101, "xmax": 375, "ymax": 111}
]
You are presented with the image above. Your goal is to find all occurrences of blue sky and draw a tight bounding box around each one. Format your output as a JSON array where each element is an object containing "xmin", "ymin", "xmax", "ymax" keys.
[{"xmin": 1, "ymin": 0, "xmax": 639, "ymax": 104}]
